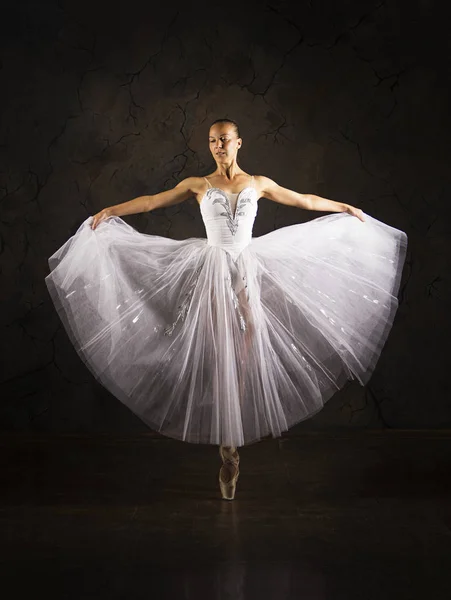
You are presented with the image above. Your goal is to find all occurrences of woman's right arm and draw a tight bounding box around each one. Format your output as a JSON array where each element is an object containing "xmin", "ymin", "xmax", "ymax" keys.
[{"xmin": 90, "ymin": 177, "xmax": 198, "ymax": 229}]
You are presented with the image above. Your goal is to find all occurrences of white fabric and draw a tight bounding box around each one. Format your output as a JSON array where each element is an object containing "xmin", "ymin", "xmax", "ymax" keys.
[{"xmin": 45, "ymin": 182, "xmax": 408, "ymax": 446}]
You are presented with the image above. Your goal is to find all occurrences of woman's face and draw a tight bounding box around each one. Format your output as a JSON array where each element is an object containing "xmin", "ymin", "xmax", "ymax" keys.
[{"xmin": 209, "ymin": 126, "xmax": 241, "ymax": 162}]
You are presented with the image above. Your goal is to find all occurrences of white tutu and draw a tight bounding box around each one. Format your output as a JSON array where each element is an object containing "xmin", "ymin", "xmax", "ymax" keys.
[{"xmin": 45, "ymin": 184, "xmax": 407, "ymax": 447}]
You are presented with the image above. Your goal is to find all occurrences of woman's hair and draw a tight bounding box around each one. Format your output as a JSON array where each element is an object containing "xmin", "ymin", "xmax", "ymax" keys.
[{"xmin": 209, "ymin": 118, "xmax": 241, "ymax": 139}]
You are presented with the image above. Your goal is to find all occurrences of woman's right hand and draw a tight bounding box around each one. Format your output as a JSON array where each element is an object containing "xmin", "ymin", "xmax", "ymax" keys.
[{"xmin": 90, "ymin": 207, "xmax": 114, "ymax": 230}]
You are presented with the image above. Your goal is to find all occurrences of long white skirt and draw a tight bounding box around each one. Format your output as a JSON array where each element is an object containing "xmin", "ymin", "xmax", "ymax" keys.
[{"xmin": 45, "ymin": 211, "xmax": 407, "ymax": 447}]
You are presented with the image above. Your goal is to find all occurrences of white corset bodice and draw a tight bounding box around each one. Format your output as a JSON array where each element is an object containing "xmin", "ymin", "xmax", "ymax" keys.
[{"xmin": 200, "ymin": 180, "xmax": 258, "ymax": 261}]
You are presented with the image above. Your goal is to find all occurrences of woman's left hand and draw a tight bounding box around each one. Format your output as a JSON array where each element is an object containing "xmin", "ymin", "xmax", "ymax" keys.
[{"xmin": 344, "ymin": 204, "xmax": 365, "ymax": 222}]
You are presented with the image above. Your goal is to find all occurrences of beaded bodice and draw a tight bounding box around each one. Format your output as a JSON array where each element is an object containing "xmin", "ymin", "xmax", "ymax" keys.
[{"xmin": 200, "ymin": 177, "xmax": 259, "ymax": 261}]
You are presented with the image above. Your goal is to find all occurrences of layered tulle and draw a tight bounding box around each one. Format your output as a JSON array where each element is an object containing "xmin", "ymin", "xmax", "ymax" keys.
[{"xmin": 45, "ymin": 212, "xmax": 407, "ymax": 447}]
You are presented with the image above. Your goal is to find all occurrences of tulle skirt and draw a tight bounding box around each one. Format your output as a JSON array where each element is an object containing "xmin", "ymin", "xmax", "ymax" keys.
[{"xmin": 45, "ymin": 212, "xmax": 407, "ymax": 447}]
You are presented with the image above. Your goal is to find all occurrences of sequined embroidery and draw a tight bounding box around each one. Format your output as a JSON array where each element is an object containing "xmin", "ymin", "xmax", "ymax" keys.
[
  {"xmin": 227, "ymin": 271, "xmax": 247, "ymax": 332},
  {"xmin": 212, "ymin": 192, "xmax": 254, "ymax": 236},
  {"xmin": 242, "ymin": 274, "xmax": 248, "ymax": 297},
  {"xmin": 164, "ymin": 264, "xmax": 203, "ymax": 336},
  {"xmin": 224, "ymin": 251, "xmax": 248, "ymax": 332}
]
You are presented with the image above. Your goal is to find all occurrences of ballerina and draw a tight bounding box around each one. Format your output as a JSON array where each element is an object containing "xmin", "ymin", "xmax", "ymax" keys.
[{"xmin": 45, "ymin": 118, "xmax": 407, "ymax": 500}]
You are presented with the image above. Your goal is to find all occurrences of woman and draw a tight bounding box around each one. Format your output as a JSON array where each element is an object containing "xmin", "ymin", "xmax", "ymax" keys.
[{"xmin": 45, "ymin": 118, "xmax": 408, "ymax": 501}]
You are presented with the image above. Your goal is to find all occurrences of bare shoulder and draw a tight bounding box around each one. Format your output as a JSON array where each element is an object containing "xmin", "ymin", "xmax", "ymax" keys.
[
  {"xmin": 173, "ymin": 176, "xmax": 205, "ymax": 193},
  {"xmin": 253, "ymin": 175, "xmax": 279, "ymax": 200},
  {"xmin": 253, "ymin": 175, "xmax": 308, "ymax": 208},
  {"xmin": 173, "ymin": 176, "xmax": 208, "ymax": 204}
]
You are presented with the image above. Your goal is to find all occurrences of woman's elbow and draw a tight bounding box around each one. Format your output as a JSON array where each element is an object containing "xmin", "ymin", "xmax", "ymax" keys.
[{"xmin": 298, "ymin": 193, "xmax": 313, "ymax": 210}]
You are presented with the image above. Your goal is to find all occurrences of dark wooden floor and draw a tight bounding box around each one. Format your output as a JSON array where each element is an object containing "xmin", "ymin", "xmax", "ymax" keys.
[{"xmin": 1, "ymin": 430, "xmax": 450, "ymax": 599}]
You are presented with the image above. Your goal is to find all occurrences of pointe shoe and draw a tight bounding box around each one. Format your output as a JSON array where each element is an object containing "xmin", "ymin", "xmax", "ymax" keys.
[{"xmin": 219, "ymin": 445, "xmax": 240, "ymax": 500}]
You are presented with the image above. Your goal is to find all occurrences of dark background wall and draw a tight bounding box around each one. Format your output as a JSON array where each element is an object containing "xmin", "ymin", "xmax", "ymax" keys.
[{"xmin": 1, "ymin": 0, "xmax": 449, "ymax": 433}]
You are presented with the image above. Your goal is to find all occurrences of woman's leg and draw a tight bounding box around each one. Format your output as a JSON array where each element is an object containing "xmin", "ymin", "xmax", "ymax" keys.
[
  {"xmin": 236, "ymin": 284, "xmax": 255, "ymax": 405},
  {"xmin": 218, "ymin": 271, "xmax": 254, "ymax": 498},
  {"xmin": 219, "ymin": 444, "xmax": 240, "ymax": 500}
]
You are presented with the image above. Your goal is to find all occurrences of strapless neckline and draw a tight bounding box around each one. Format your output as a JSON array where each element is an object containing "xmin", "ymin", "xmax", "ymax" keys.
[{"xmin": 199, "ymin": 187, "xmax": 256, "ymax": 220}]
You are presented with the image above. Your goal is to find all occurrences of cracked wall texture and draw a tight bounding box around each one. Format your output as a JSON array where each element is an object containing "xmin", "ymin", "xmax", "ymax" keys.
[{"xmin": 1, "ymin": 0, "xmax": 449, "ymax": 433}]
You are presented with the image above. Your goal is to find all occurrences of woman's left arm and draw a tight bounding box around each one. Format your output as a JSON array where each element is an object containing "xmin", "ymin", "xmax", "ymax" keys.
[{"xmin": 258, "ymin": 175, "xmax": 365, "ymax": 222}]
